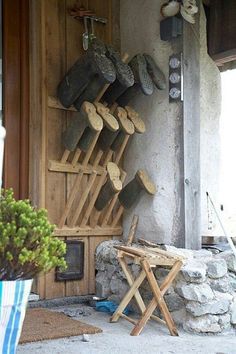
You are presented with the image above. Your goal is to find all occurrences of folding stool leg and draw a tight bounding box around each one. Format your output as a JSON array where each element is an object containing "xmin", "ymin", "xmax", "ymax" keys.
[
  {"xmin": 131, "ymin": 260, "xmax": 182, "ymax": 336},
  {"xmin": 119, "ymin": 257, "xmax": 146, "ymax": 313},
  {"xmin": 110, "ymin": 269, "xmax": 146, "ymax": 323}
]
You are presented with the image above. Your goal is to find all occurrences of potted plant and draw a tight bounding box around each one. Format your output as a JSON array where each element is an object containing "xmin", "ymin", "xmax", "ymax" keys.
[{"xmin": 0, "ymin": 188, "xmax": 66, "ymax": 354}]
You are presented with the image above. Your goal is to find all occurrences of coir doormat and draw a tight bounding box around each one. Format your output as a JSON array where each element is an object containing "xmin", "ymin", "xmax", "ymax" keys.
[{"xmin": 19, "ymin": 308, "xmax": 102, "ymax": 343}]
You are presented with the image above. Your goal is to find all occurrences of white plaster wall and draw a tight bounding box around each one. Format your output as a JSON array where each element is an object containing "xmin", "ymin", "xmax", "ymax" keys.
[
  {"xmin": 120, "ymin": 0, "xmax": 183, "ymax": 245},
  {"xmin": 200, "ymin": 4, "xmax": 222, "ymax": 237}
]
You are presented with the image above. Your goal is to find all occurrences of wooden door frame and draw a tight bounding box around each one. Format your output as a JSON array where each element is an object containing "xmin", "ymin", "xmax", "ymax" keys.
[{"xmin": 3, "ymin": 0, "xmax": 29, "ymax": 200}]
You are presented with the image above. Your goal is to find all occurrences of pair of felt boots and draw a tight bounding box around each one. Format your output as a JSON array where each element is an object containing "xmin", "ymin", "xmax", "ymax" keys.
[
  {"xmin": 58, "ymin": 39, "xmax": 166, "ymax": 110},
  {"xmin": 62, "ymin": 101, "xmax": 145, "ymax": 154},
  {"xmin": 95, "ymin": 162, "xmax": 156, "ymax": 212}
]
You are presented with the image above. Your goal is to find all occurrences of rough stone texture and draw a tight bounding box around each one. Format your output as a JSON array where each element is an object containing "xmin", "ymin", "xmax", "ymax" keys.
[
  {"xmin": 208, "ymin": 275, "xmax": 232, "ymax": 293},
  {"xmin": 186, "ymin": 298, "xmax": 230, "ymax": 317},
  {"xmin": 184, "ymin": 314, "xmax": 231, "ymax": 334},
  {"xmin": 181, "ymin": 260, "xmax": 206, "ymax": 283},
  {"xmin": 230, "ymin": 301, "xmax": 236, "ymax": 325},
  {"xmin": 176, "ymin": 283, "xmax": 214, "ymax": 303},
  {"xmin": 217, "ymin": 251, "xmax": 236, "ymax": 273},
  {"xmin": 207, "ymin": 259, "xmax": 228, "ymax": 279},
  {"xmin": 95, "ymin": 272, "xmax": 111, "ymax": 298},
  {"xmin": 96, "ymin": 241, "xmax": 236, "ymax": 334},
  {"xmin": 164, "ymin": 293, "xmax": 185, "ymax": 313}
]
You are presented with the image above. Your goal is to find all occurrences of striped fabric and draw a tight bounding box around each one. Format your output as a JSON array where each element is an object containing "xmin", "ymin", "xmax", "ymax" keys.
[{"xmin": 0, "ymin": 280, "xmax": 32, "ymax": 354}]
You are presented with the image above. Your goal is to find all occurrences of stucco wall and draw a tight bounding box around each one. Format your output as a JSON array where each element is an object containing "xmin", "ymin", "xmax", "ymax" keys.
[
  {"xmin": 120, "ymin": 1, "xmax": 221, "ymax": 245},
  {"xmin": 120, "ymin": 0, "xmax": 184, "ymax": 246}
]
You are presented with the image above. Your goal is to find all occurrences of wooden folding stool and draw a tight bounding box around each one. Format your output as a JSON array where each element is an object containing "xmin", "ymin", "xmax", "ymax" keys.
[{"xmin": 110, "ymin": 245, "xmax": 183, "ymax": 336}]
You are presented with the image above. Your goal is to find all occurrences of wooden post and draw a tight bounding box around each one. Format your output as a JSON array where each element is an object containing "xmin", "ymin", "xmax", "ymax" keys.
[
  {"xmin": 183, "ymin": 1, "xmax": 201, "ymax": 250},
  {"xmin": 126, "ymin": 215, "xmax": 139, "ymax": 246}
]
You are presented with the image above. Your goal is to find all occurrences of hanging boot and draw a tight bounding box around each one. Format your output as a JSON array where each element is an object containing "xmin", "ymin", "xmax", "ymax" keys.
[
  {"xmin": 116, "ymin": 54, "xmax": 154, "ymax": 107},
  {"xmin": 143, "ymin": 54, "xmax": 166, "ymax": 90},
  {"xmin": 110, "ymin": 107, "xmax": 135, "ymax": 151},
  {"xmin": 74, "ymin": 43, "xmax": 134, "ymax": 111},
  {"xmin": 58, "ymin": 48, "xmax": 116, "ymax": 108},
  {"xmin": 97, "ymin": 107, "xmax": 134, "ymax": 152},
  {"xmin": 118, "ymin": 169, "xmax": 156, "ymax": 209},
  {"xmin": 62, "ymin": 101, "xmax": 103, "ymax": 152},
  {"xmin": 95, "ymin": 162, "xmax": 122, "ymax": 211},
  {"xmin": 78, "ymin": 102, "xmax": 119, "ymax": 152},
  {"xmin": 125, "ymin": 106, "xmax": 146, "ymax": 134}
]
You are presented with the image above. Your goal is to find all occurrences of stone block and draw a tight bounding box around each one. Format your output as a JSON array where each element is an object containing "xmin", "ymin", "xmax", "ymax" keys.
[
  {"xmin": 163, "ymin": 245, "xmax": 194, "ymax": 260},
  {"xmin": 176, "ymin": 283, "xmax": 214, "ymax": 303},
  {"xmin": 110, "ymin": 276, "xmax": 129, "ymax": 298},
  {"xmin": 230, "ymin": 301, "xmax": 236, "ymax": 325},
  {"xmin": 206, "ymin": 259, "xmax": 228, "ymax": 279},
  {"xmin": 95, "ymin": 271, "xmax": 111, "ymax": 298},
  {"xmin": 184, "ymin": 314, "xmax": 221, "ymax": 333},
  {"xmin": 181, "ymin": 260, "xmax": 206, "ymax": 283},
  {"xmin": 164, "ymin": 292, "xmax": 185, "ymax": 312},
  {"xmin": 186, "ymin": 297, "xmax": 230, "ymax": 317},
  {"xmin": 217, "ymin": 251, "xmax": 236, "ymax": 273},
  {"xmin": 171, "ymin": 308, "xmax": 187, "ymax": 326},
  {"xmin": 229, "ymin": 272, "xmax": 236, "ymax": 291},
  {"xmin": 193, "ymin": 249, "xmax": 212, "ymax": 259},
  {"xmin": 207, "ymin": 275, "xmax": 232, "ymax": 293},
  {"xmin": 184, "ymin": 313, "xmax": 230, "ymax": 333}
]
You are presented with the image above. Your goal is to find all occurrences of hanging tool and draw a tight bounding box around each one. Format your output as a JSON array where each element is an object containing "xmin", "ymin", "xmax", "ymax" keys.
[
  {"xmin": 206, "ymin": 192, "xmax": 236, "ymax": 258},
  {"xmin": 82, "ymin": 17, "xmax": 89, "ymax": 51}
]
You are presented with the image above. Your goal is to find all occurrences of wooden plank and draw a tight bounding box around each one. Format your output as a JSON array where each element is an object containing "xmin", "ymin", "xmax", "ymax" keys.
[
  {"xmin": 43, "ymin": 0, "xmax": 67, "ymax": 299},
  {"xmin": 65, "ymin": 236, "xmax": 89, "ymax": 296},
  {"xmin": 212, "ymin": 49, "xmax": 236, "ymax": 66},
  {"xmin": 48, "ymin": 160, "xmax": 104, "ymax": 175},
  {"xmin": 29, "ymin": 0, "xmax": 49, "ymax": 299},
  {"xmin": 183, "ymin": 4, "xmax": 201, "ymax": 250},
  {"xmin": 208, "ymin": 0, "xmax": 236, "ymax": 60},
  {"xmin": 48, "ymin": 95, "xmax": 77, "ymax": 111},
  {"xmin": 54, "ymin": 226, "xmax": 123, "ymax": 237}
]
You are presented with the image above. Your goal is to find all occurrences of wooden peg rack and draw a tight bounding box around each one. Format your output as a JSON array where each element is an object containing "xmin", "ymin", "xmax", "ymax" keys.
[{"xmin": 48, "ymin": 92, "xmax": 131, "ymax": 238}]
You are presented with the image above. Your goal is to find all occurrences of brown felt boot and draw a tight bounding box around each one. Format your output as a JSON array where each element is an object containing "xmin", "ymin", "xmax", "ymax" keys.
[
  {"xmin": 118, "ymin": 169, "xmax": 156, "ymax": 209},
  {"xmin": 78, "ymin": 102, "xmax": 119, "ymax": 152},
  {"xmin": 62, "ymin": 101, "xmax": 103, "ymax": 152},
  {"xmin": 125, "ymin": 106, "xmax": 146, "ymax": 134},
  {"xmin": 95, "ymin": 162, "xmax": 122, "ymax": 211}
]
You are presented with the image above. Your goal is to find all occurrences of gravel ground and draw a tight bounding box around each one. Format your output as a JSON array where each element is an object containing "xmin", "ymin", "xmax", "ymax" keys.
[{"xmin": 18, "ymin": 304, "xmax": 236, "ymax": 354}]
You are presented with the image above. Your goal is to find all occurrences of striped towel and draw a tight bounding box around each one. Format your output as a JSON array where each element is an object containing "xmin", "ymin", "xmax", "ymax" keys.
[{"xmin": 0, "ymin": 280, "xmax": 32, "ymax": 354}]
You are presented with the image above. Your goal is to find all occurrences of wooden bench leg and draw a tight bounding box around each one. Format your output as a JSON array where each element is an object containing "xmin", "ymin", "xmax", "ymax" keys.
[
  {"xmin": 110, "ymin": 269, "xmax": 146, "ymax": 323},
  {"xmin": 131, "ymin": 260, "xmax": 182, "ymax": 336}
]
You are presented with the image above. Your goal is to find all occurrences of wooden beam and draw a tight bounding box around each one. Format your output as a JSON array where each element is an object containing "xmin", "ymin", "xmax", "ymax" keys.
[
  {"xmin": 182, "ymin": 2, "xmax": 201, "ymax": 250},
  {"xmin": 54, "ymin": 226, "xmax": 123, "ymax": 237},
  {"xmin": 48, "ymin": 160, "xmax": 104, "ymax": 175}
]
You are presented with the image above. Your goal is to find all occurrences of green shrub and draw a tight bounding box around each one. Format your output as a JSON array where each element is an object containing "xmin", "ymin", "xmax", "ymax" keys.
[{"xmin": 0, "ymin": 189, "xmax": 67, "ymax": 280}]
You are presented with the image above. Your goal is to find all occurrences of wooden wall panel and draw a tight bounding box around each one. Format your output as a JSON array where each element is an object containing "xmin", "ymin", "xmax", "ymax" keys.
[
  {"xmin": 3, "ymin": 0, "xmax": 29, "ymax": 200},
  {"xmin": 208, "ymin": 0, "xmax": 236, "ymax": 65},
  {"xmin": 30, "ymin": 0, "xmax": 120, "ymax": 299}
]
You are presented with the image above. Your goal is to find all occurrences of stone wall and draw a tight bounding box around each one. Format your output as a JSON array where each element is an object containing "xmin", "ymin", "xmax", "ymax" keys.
[{"xmin": 95, "ymin": 240, "xmax": 236, "ymax": 334}]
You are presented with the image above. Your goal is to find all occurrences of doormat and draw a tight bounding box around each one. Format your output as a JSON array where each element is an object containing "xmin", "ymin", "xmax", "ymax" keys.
[{"xmin": 19, "ymin": 308, "xmax": 102, "ymax": 343}]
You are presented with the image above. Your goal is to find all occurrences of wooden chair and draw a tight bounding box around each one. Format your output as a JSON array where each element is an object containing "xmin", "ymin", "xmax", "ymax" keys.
[{"xmin": 110, "ymin": 241, "xmax": 183, "ymax": 336}]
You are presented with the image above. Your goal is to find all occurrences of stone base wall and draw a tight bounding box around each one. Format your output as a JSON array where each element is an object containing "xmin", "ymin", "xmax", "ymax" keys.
[{"xmin": 95, "ymin": 240, "xmax": 236, "ymax": 334}]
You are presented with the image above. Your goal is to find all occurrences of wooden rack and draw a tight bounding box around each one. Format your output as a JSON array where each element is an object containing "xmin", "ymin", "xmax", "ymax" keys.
[{"xmin": 48, "ymin": 92, "xmax": 132, "ymax": 237}]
